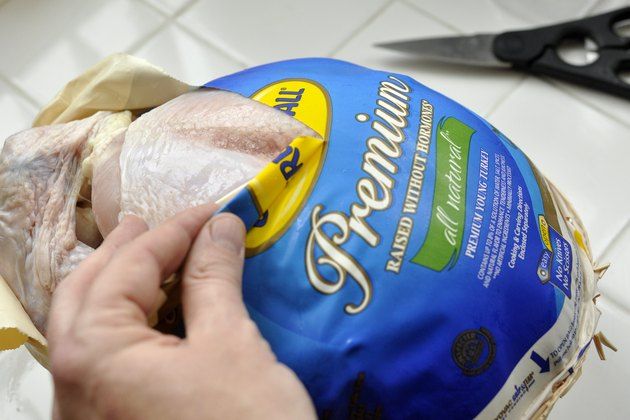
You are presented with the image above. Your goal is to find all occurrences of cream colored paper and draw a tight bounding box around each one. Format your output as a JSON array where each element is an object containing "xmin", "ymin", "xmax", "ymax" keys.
[
  {"xmin": 33, "ymin": 53, "xmax": 191, "ymax": 126},
  {"xmin": 0, "ymin": 276, "xmax": 47, "ymax": 350},
  {"xmin": 1, "ymin": 53, "xmax": 194, "ymax": 359}
]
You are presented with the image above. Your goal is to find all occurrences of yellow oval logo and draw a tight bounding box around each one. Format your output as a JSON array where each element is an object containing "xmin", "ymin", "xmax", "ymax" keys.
[{"xmin": 246, "ymin": 79, "xmax": 331, "ymax": 256}]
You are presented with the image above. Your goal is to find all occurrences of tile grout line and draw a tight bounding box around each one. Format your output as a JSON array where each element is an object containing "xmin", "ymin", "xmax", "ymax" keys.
[
  {"xmin": 584, "ymin": 0, "xmax": 605, "ymax": 15},
  {"xmin": 601, "ymin": 295, "xmax": 630, "ymax": 320},
  {"xmin": 401, "ymin": 0, "xmax": 621, "ymax": 124},
  {"xmin": 139, "ymin": 0, "xmax": 197, "ymax": 17},
  {"xmin": 490, "ymin": 0, "xmax": 597, "ymax": 25},
  {"xmin": 136, "ymin": 0, "xmax": 170, "ymax": 18},
  {"xmin": 483, "ymin": 75, "xmax": 528, "ymax": 119},
  {"xmin": 173, "ymin": 21, "xmax": 249, "ymax": 67},
  {"xmin": 134, "ymin": 0, "xmax": 249, "ymax": 68},
  {"xmin": 493, "ymin": 70, "xmax": 630, "ymax": 130},
  {"xmin": 594, "ymin": 217, "xmax": 630, "ymax": 265},
  {"xmin": 0, "ymin": 72, "xmax": 42, "ymax": 109},
  {"xmin": 590, "ymin": 217, "xmax": 630, "ymax": 316},
  {"xmin": 127, "ymin": 0, "xmax": 202, "ymax": 55},
  {"xmin": 0, "ymin": 0, "xmax": 200, "ymax": 110},
  {"xmin": 327, "ymin": 0, "xmax": 397, "ymax": 57},
  {"xmin": 399, "ymin": 0, "xmax": 463, "ymax": 34},
  {"xmin": 482, "ymin": 73, "xmax": 630, "ymax": 302},
  {"xmin": 541, "ymin": 77, "xmax": 630, "ymax": 130},
  {"xmin": 0, "ymin": 1, "xmax": 41, "ymax": 109},
  {"xmin": 126, "ymin": 23, "xmax": 171, "ymax": 55}
]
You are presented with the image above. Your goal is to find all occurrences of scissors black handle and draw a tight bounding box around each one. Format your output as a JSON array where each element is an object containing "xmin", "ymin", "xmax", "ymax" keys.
[{"xmin": 492, "ymin": 7, "xmax": 630, "ymax": 98}]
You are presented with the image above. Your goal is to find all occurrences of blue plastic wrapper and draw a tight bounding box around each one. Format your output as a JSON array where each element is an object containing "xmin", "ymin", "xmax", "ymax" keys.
[{"xmin": 201, "ymin": 58, "xmax": 599, "ymax": 419}]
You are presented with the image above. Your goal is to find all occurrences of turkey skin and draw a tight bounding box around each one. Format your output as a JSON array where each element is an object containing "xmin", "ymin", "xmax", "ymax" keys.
[{"xmin": 0, "ymin": 89, "xmax": 316, "ymax": 334}]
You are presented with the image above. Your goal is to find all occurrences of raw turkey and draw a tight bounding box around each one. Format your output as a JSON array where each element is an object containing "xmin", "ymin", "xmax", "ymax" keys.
[{"xmin": 0, "ymin": 89, "xmax": 317, "ymax": 334}]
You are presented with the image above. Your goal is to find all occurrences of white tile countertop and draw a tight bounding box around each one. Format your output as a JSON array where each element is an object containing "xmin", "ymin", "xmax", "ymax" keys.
[{"xmin": 1, "ymin": 0, "xmax": 629, "ymax": 418}]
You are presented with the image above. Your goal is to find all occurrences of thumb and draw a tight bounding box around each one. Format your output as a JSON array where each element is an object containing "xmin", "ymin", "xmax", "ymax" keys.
[{"xmin": 181, "ymin": 213, "xmax": 248, "ymax": 339}]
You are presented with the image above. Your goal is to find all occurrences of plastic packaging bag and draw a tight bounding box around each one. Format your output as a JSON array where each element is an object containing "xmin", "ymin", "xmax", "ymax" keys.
[
  {"xmin": 0, "ymin": 55, "xmax": 601, "ymax": 418},
  {"xmin": 204, "ymin": 58, "xmax": 600, "ymax": 418}
]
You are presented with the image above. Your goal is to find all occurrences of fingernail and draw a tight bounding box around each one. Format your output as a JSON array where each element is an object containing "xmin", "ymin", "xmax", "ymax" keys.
[{"xmin": 209, "ymin": 215, "xmax": 244, "ymax": 254}]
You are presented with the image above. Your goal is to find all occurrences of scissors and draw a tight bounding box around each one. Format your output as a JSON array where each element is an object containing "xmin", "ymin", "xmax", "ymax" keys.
[{"xmin": 376, "ymin": 7, "xmax": 630, "ymax": 99}]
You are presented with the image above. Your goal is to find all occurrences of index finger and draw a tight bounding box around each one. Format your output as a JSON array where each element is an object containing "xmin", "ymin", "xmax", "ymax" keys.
[
  {"xmin": 48, "ymin": 215, "xmax": 149, "ymax": 344},
  {"xmin": 84, "ymin": 204, "xmax": 216, "ymax": 326}
]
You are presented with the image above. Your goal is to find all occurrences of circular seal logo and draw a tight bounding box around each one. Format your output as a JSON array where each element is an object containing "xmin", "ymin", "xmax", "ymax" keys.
[{"xmin": 451, "ymin": 327, "xmax": 496, "ymax": 376}]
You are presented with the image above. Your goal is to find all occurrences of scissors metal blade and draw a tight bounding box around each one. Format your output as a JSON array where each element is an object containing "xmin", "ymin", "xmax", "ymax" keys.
[{"xmin": 376, "ymin": 34, "xmax": 510, "ymax": 67}]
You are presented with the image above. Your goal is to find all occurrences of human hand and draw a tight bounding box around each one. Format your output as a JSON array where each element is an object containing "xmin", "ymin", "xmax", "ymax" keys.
[{"xmin": 48, "ymin": 204, "xmax": 316, "ymax": 419}]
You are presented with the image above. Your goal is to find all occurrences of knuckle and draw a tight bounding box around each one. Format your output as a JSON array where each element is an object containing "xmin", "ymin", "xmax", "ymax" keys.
[
  {"xmin": 98, "ymin": 238, "xmax": 124, "ymax": 256},
  {"xmin": 165, "ymin": 223, "xmax": 194, "ymax": 246},
  {"xmin": 232, "ymin": 319, "xmax": 270, "ymax": 355},
  {"xmin": 50, "ymin": 341, "xmax": 88, "ymax": 387},
  {"xmin": 122, "ymin": 214, "xmax": 147, "ymax": 229},
  {"xmin": 185, "ymin": 258, "xmax": 217, "ymax": 283},
  {"xmin": 240, "ymin": 318, "xmax": 261, "ymax": 338},
  {"xmin": 110, "ymin": 241, "xmax": 135, "ymax": 260},
  {"xmin": 186, "ymin": 277, "xmax": 240, "ymax": 313},
  {"xmin": 186, "ymin": 251, "xmax": 240, "ymax": 283},
  {"xmin": 115, "ymin": 247, "xmax": 154, "ymax": 273}
]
